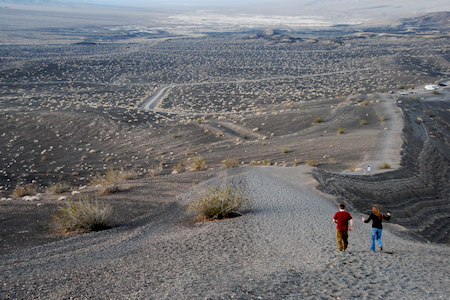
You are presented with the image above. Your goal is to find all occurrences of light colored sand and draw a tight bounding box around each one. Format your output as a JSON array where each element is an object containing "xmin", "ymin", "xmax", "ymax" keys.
[{"xmin": 1, "ymin": 166, "xmax": 449, "ymax": 299}]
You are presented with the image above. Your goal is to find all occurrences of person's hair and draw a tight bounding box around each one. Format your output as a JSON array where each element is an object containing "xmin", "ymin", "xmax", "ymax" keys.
[
  {"xmin": 339, "ymin": 203, "xmax": 345, "ymax": 209},
  {"xmin": 373, "ymin": 206, "xmax": 383, "ymax": 218}
]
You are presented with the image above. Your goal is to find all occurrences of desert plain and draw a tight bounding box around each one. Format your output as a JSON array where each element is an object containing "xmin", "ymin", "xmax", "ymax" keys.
[{"xmin": 1, "ymin": 2, "xmax": 450, "ymax": 299}]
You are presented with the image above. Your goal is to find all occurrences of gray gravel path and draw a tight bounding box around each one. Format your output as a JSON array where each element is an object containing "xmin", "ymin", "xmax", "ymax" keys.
[{"xmin": 1, "ymin": 166, "xmax": 449, "ymax": 299}]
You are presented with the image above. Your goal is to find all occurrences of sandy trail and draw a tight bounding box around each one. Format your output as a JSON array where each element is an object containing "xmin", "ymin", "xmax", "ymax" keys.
[
  {"xmin": 342, "ymin": 94, "xmax": 405, "ymax": 175},
  {"xmin": 1, "ymin": 166, "xmax": 449, "ymax": 299}
]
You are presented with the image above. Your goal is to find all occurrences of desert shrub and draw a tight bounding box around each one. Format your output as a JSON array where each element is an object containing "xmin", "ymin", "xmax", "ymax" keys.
[
  {"xmin": 121, "ymin": 170, "xmax": 139, "ymax": 180},
  {"xmin": 379, "ymin": 116, "xmax": 386, "ymax": 121},
  {"xmin": 172, "ymin": 133, "xmax": 178, "ymax": 138},
  {"xmin": 172, "ymin": 161, "xmax": 185, "ymax": 173},
  {"xmin": 282, "ymin": 148, "xmax": 289, "ymax": 154},
  {"xmin": 432, "ymin": 90, "xmax": 439, "ymax": 95},
  {"xmin": 293, "ymin": 159, "xmax": 302, "ymax": 166},
  {"xmin": 328, "ymin": 157, "xmax": 336, "ymax": 164},
  {"xmin": 314, "ymin": 117, "xmax": 322, "ymax": 124},
  {"xmin": 91, "ymin": 167, "xmax": 128, "ymax": 194},
  {"xmin": 348, "ymin": 163, "xmax": 357, "ymax": 172},
  {"xmin": 80, "ymin": 154, "xmax": 87, "ymax": 161},
  {"xmin": 48, "ymin": 181, "xmax": 71, "ymax": 195},
  {"xmin": 337, "ymin": 127, "xmax": 345, "ymax": 134},
  {"xmin": 51, "ymin": 194, "xmax": 112, "ymax": 233},
  {"xmin": 221, "ymin": 157, "xmax": 238, "ymax": 169},
  {"xmin": 196, "ymin": 118, "xmax": 202, "ymax": 124},
  {"xmin": 11, "ymin": 185, "xmax": 36, "ymax": 199},
  {"xmin": 378, "ymin": 162, "xmax": 391, "ymax": 169},
  {"xmin": 361, "ymin": 100, "xmax": 370, "ymax": 106},
  {"xmin": 398, "ymin": 85, "xmax": 405, "ymax": 89},
  {"xmin": 360, "ymin": 119, "xmax": 367, "ymax": 125},
  {"xmin": 151, "ymin": 165, "xmax": 161, "ymax": 177},
  {"xmin": 307, "ymin": 159, "xmax": 317, "ymax": 167},
  {"xmin": 188, "ymin": 154, "xmax": 207, "ymax": 171},
  {"xmin": 188, "ymin": 185, "xmax": 249, "ymax": 220}
]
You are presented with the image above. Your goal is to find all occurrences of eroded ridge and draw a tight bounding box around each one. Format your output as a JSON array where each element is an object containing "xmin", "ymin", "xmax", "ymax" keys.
[{"xmin": 314, "ymin": 95, "xmax": 450, "ymax": 244}]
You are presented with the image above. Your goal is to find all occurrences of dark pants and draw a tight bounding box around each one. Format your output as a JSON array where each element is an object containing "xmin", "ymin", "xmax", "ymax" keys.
[{"xmin": 336, "ymin": 229, "xmax": 348, "ymax": 251}]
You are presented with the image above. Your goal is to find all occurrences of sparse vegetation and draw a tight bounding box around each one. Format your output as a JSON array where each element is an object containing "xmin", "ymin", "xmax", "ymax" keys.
[
  {"xmin": 307, "ymin": 159, "xmax": 318, "ymax": 167},
  {"xmin": 50, "ymin": 194, "xmax": 113, "ymax": 233},
  {"xmin": 361, "ymin": 100, "xmax": 370, "ymax": 106},
  {"xmin": 360, "ymin": 119, "xmax": 367, "ymax": 125},
  {"xmin": 378, "ymin": 162, "xmax": 391, "ymax": 169},
  {"xmin": 188, "ymin": 185, "xmax": 249, "ymax": 220},
  {"xmin": 172, "ymin": 161, "xmax": 185, "ymax": 173},
  {"xmin": 379, "ymin": 116, "xmax": 386, "ymax": 121},
  {"xmin": 188, "ymin": 154, "xmax": 207, "ymax": 171},
  {"xmin": 349, "ymin": 163, "xmax": 357, "ymax": 172},
  {"xmin": 328, "ymin": 157, "xmax": 336, "ymax": 164},
  {"xmin": 48, "ymin": 181, "xmax": 71, "ymax": 195},
  {"xmin": 398, "ymin": 85, "xmax": 405, "ymax": 89},
  {"xmin": 91, "ymin": 167, "xmax": 129, "ymax": 194},
  {"xmin": 282, "ymin": 148, "xmax": 289, "ymax": 154},
  {"xmin": 314, "ymin": 117, "xmax": 322, "ymax": 124},
  {"xmin": 221, "ymin": 157, "xmax": 238, "ymax": 169},
  {"xmin": 11, "ymin": 185, "xmax": 36, "ymax": 199},
  {"xmin": 432, "ymin": 90, "xmax": 439, "ymax": 95},
  {"xmin": 293, "ymin": 159, "xmax": 302, "ymax": 166},
  {"xmin": 337, "ymin": 127, "xmax": 345, "ymax": 134}
]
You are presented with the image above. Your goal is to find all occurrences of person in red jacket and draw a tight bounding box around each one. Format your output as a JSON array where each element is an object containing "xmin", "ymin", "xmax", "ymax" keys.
[{"xmin": 333, "ymin": 203, "xmax": 353, "ymax": 251}]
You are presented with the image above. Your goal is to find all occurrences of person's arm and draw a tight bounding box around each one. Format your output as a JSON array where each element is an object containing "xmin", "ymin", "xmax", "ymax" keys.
[
  {"xmin": 349, "ymin": 218, "xmax": 353, "ymax": 231},
  {"xmin": 363, "ymin": 214, "xmax": 372, "ymax": 223},
  {"xmin": 384, "ymin": 212, "xmax": 391, "ymax": 221}
]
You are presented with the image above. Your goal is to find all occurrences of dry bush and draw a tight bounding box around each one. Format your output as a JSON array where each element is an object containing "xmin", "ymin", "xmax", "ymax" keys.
[
  {"xmin": 51, "ymin": 194, "xmax": 112, "ymax": 233},
  {"xmin": 172, "ymin": 161, "xmax": 185, "ymax": 173},
  {"xmin": 379, "ymin": 116, "xmax": 386, "ymax": 121},
  {"xmin": 361, "ymin": 100, "xmax": 370, "ymax": 106},
  {"xmin": 48, "ymin": 181, "xmax": 71, "ymax": 195},
  {"xmin": 221, "ymin": 157, "xmax": 238, "ymax": 169},
  {"xmin": 349, "ymin": 163, "xmax": 357, "ymax": 172},
  {"xmin": 314, "ymin": 117, "xmax": 322, "ymax": 124},
  {"xmin": 360, "ymin": 119, "xmax": 367, "ymax": 125},
  {"xmin": 337, "ymin": 127, "xmax": 346, "ymax": 134},
  {"xmin": 150, "ymin": 165, "xmax": 161, "ymax": 177},
  {"xmin": 11, "ymin": 185, "xmax": 36, "ymax": 199},
  {"xmin": 307, "ymin": 159, "xmax": 317, "ymax": 167},
  {"xmin": 282, "ymin": 148, "xmax": 289, "ymax": 154},
  {"xmin": 378, "ymin": 162, "xmax": 391, "ymax": 169},
  {"xmin": 328, "ymin": 157, "xmax": 336, "ymax": 164},
  {"xmin": 91, "ymin": 167, "xmax": 128, "ymax": 194},
  {"xmin": 40, "ymin": 156, "xmax": 46, "ymax": 162},
  {"xmin": 188, "ymin": 185, "xmax": 249, "ymax": 220},
  {"xmin": 432, "ymin": 90, "xmax": 439, "ymax": 95},
  {"xmin": 398, "ymin": 85, "xmax": 405, "ymax": 89},
  {"xmin": 293, "ymin": 159, "xmax": 302, "ymax": 166},
  {"xmin": 188, "ymin": 154, "xmax": 207, "ymax": 171},
  {"xmin": 80, "ymin": 154, "xmax": 87, "ymax": 161}
]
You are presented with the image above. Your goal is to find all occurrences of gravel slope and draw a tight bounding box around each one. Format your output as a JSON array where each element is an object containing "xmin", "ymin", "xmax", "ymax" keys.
[{"xmin": 1, "ymin": 166, "xmax": 450, "ymax": 299}]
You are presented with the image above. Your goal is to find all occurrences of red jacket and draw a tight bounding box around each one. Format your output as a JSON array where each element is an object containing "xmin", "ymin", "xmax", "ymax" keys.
[{"xmin": 334, "ymin": 211, "xmax": 352, "ymax": 231}]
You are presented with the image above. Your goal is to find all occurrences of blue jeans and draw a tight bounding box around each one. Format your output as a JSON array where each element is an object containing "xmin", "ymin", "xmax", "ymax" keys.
[{"xmin": 371, "ymin": 228, "xmax": 383, "ymax": 251}]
